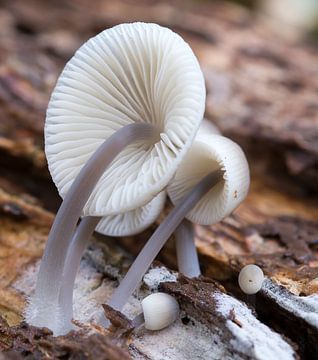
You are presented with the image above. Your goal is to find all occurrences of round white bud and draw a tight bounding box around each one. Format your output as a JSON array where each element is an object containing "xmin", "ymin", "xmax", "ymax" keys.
[
  {"xmin": 238, "ymin": 264, "xmax": 264, "ymax": 295},
  {"xmin": 141, "ymin": 292, "xmax": 180, "ymax": 331}
]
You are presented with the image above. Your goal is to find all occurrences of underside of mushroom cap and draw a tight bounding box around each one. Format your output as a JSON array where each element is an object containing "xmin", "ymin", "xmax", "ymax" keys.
[
  {"xmin": 167, "ymin": 134, "xmax": 250, "ymax": 225},
  {"xmin": 95, "ymin": 191, "xmax": 166, "ymax": 236},
  {"xmin": 45, "ymin": 22, "xmax": 205, "ymax": 216}
]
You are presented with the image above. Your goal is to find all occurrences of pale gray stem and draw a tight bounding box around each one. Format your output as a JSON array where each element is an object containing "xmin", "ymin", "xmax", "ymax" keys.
[
  {"xmin": 175, "ymin": 219, "xmax": 201, "ymax": 278},
  {"xmin": 132, "ymin": 312, "xmax": 145, "ymax": 328},
  {"xmin": 59, "ymin": 216, "xmax": 101, "ymax": 324},
  {"xmin": 33, "ymin": 123, "xmax": 156, "ymax": 317},
  {"xmin": 103, "ymin": 169, "xmax": 223, "ymax": 321}
]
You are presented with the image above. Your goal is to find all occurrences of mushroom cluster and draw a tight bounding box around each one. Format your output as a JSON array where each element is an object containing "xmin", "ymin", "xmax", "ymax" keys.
[{"xmin": 26, "ymin": 22, "xmax": 250, "ymax": 336}]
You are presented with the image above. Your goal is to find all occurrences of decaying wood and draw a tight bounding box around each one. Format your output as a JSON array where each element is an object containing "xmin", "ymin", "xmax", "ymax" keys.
[
  {"xmin": 0, "ymin": 189, "xmax": 52, "ymax": 327},
  {"xmin": 1, "ymin": 254, "xmax": 299, "ymax": 360},
  {"xmin": 0, "ymin": 317, "xmax": 131, "ymax": 359},
  {"xmin": 0, "ymin": 0, "xmax": 318, "ymax": 359}
]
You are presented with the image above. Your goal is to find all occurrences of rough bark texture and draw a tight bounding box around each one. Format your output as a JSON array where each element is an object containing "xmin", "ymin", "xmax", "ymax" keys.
[
  {"xmin": 0, "ymin": 317, "xmax": 131, "ymax": 360},
  {"xmin": 0, "ymin": 0, "xmax": 318, "ymax": 359}
]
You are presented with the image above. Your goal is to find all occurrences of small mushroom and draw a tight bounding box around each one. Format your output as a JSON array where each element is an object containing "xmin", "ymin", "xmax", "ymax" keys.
[
  {"xmin": 141, "ymin": 292, "xmax": 180, "ymax": 331},
  {"xmin": 168, "ymin": 133, "xmax": 250, "ymax": 277},
  {"xmin": 105, "ymin": 133, "xmax": 249, "ymax": 317},
  {"xmin": 168, "ymin": 134, "xmax": 250, "ymax": 225},
  {"xmin": 27, "ymin": 22, "xmax": 205, "ymax": 335},
  {"xmin": 238, "ymin": 264, "xmax": 264, "ymax": 295}
]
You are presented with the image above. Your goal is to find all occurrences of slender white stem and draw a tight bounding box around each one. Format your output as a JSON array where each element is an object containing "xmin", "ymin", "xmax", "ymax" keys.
[
  {"xmin": 59, "ymin": 216, "xmax": 101, "ymax": 326},
  {"xmin": 102, "ymin": 170, "xmax": 222, "ymax": 322},
  {"xmin": 175, "ymin": 219, "xmax": 201, "ymax": 278},
  {"xmin": 27, "ymin": 123, "xmax": 156, "ymax": 334}
]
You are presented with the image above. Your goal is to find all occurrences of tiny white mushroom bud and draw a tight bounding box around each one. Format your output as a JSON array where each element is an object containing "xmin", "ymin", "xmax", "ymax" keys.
[
  {"xmin": 141, "ymin": 292, "xmax": 180, "ymax": 331},
  {"xmin": 238, "ymin": 264, "xmax": 264, "ymax": 295}
]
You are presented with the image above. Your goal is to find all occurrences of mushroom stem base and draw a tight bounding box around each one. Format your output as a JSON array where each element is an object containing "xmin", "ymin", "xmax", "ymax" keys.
[
  {"xmin": 60, "ymin": 216, "xmax": 101, "ymax": 325},
  {"xmin": 175, "ymin": 219, "xmax": 201, "ymax": 278},
  {"xmin": 27, "ymin": 123, "xmax": 156, "ymax": 335}
]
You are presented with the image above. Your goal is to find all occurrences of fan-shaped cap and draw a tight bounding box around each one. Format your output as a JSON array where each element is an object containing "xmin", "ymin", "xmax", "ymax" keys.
[
  {"xmin": 167, "ymin": 134, "xmax": 250, "ymax": 225},
  {"xmin": 45, "ymin": 22, "xmax": 205, "ymax": 216},
  {"xmin": 96, "ymin": 191, "xmax": 166, "ymax": 236}
]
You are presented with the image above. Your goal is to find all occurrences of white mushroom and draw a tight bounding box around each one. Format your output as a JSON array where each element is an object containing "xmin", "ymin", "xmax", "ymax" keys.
[
  {"xmin": 238, "ymin": 264, "xmax": 264, "ymax": 295},
  {"xmin": 168, "ymin": 134, "xmax": 250, "ymax": 225},
  {"xmin": 168, "ymin": 133, "xmax": 250, "ymax": 277},
  {"xmin": 141, "ymin": 292, "xmax": 180, "ymax": 331},
  {"xmin": 27, "ymin": 22, "xmax": 205, "ymax": 335},
  {"xmin": 46, "ymin": 22, "xmax": 205, "ymax": 216}
]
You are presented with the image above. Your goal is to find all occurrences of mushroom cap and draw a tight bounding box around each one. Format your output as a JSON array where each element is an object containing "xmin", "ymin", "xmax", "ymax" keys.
[
  {"xmin": 45, "ymin": 22, "xmax": 205, "ymax": 216},
  {"xmin": 96, "ymin": 191, "xmax": 166, "ymax": 236},
  {"xmin": 167, "ymin": 134, "xmax": 250, "ymax": 225},
  {"xmin": 197, "ymin": 118, "xmax": 221, "ymax": 136},
  {"xmin": 141, "ymin": 292, "xmax": 179, "ymax": 331},
  {"xmin": 238, "ymin": 264, "xmax": 264, "ymax": 295}
]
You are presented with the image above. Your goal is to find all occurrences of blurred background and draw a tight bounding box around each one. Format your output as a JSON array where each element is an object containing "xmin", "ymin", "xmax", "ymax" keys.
[{"xmin": 0, "ymin": 0, "xmax": 317, "ymax": 212}]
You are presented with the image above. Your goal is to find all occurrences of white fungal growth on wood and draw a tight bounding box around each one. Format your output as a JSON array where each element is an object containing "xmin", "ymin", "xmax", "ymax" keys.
[
  {"xmin": 143, "ymin": 267, "xmax": 177, "ymax": 291},
  {"xmin": 238, "ymin": 264, "xmax": 264, "ymax": 295},
  {"xmin": 15, "ymin": 262, "xmax": 297, "ymax": 359},
  {"xmin": 214, "ymin": 292, "xmax": 295, "ymax": 360},
  {"xmin": 141, "ymin": 292, "xmax": 180, "ymax": 331},
  {"xmin": 262, "ymin": 278, "xmax": 318, "ymax": 329},
  {"xmin": 131, "ymin": 317, "xmax": 244, "ymax": 360}
]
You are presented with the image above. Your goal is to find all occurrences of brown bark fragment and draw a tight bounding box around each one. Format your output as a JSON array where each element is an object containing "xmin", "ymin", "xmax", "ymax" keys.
[
  {"xmin": 0, "ymin": 317, "xmax": 131, "ymax": 359},
  {"xmin": 102, "ymin": 304, "xmax": 134, "ymax": 338}
]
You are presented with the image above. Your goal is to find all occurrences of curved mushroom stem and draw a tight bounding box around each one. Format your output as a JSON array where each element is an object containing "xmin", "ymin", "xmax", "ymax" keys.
[
  {"xmin": 175, "ymin": 219, "xmax": 201, "ymax": 278},
  {"xmin": 26, "ymin": 123, "xmax": 156, "ymax": 335},
  {"xmin": 102, "ymin": 169, "xmax": 223, "ymax": 322},
  {"xmin": 59, "ymin": 216, "xmax": 101, "ymax": 326}
]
